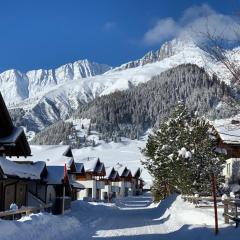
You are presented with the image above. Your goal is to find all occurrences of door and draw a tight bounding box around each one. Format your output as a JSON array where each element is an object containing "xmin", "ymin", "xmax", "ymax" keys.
[
  {"xmin": 4, "ymin": 184, "xmax": 15, "ymax": 210},
  {"xmin": 16, "ymin": 182, "xmax": 27, "ymax": 207}
]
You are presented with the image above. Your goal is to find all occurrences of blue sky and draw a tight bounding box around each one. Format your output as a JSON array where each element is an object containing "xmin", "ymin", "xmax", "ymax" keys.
[{"xmin": 0, "ymin": 0, "xmax": 238, "ymax": 72}]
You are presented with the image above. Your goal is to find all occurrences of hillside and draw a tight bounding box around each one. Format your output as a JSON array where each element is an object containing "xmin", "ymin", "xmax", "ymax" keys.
[
  {"xmin": 32, "ymin": 64, "xmax": 239, "ymax": 145},
  {"xmin": 7, "ymin": 38, "xmax": 240, "ymax": 133}
]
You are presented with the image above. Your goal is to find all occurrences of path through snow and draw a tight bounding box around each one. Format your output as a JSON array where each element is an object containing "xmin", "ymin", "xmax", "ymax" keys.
[{"xmin": 1, "ymin": 193, "xmax": 240, "ymax": 239}]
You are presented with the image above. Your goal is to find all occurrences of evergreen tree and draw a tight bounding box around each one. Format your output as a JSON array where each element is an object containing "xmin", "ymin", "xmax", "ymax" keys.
[{"xmin": 142, "ymin": 103, "xmax": 225, "ymax": 200}]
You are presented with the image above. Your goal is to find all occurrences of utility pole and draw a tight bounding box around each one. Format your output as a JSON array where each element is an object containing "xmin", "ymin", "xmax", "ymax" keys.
[
  {"xmin": 211, "ymin": 173, "xmax": 219, "ymax": 235},
  {"xmin": 62, "ymin": 163, "xmax": 67, "ymax": 215}
]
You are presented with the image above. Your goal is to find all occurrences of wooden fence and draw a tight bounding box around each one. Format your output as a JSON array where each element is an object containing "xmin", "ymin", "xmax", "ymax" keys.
[
  {"xmin": 222, "ymin": 199, "xmax": 240, "ymax": 227},
  {"xmin": 0, "ymin": 203, "xmax": 53, "ymax": 220},
  {"xmin": 182, "ymin": 195, "xmax": 240, "ymax": 227},
  {"xmin": 182, "ymin": 195, "xmax": 222, "ymax": 207}
]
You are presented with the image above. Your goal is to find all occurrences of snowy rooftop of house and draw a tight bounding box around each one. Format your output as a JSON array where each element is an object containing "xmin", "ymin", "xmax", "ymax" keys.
[
  {"xmin": 105, "ymin": 167, "xmax": 114, "ymax": 178},
  {"xmin": 113, "ymin": 163, "xmax": 127, "ymax": 175},
  {"xmin": 75, "ymin": 157, "xmax": 100, "ymax": 172},
  {"xmin": 129, "ymin": 167, "xmax": 141, "ymax": 177},
  {"xmin": 14, "ymin": 145, "xmax": 73, "ymax": 167},
  {"xmin": 44, "ymin": 166, "xmax": 64, "ymax": 185},
  {"xmin": 213, "ymin": 118, "xmax": 240, "ymax": 144},
  {"xmin": 75, "ymin": 162, "xmax": 84, "ymax": 173},
  {"xmin": 0, "ymin": 157, "xmax": 45, "ymax": 180},
  {"xmin": 105, "ymin": 167, "xmax": 119, "ymax": 180}
]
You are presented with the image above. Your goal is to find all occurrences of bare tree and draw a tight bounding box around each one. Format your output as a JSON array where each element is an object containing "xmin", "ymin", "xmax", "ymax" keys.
[{"xmin": 196, "ymin": 16, "xmax": 240, "ymax": 85}]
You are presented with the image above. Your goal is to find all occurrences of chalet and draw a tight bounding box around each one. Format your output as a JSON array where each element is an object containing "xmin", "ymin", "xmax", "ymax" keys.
[
  {"xmin": 0, "ymin": 157, "xmax": 46, "ymax": 211},
  {"xmin": 14, "ymin": 145, "xmax": 85, "ymax": 207},
  {"xmin": 102, "ymin": 167, "xmax": 121, "ymax": 200},
  {"xmin": 115, "ymin": 164, "xmax": 133, "ymax": 197},
  {"xmin": 214, "ymin": 119, "xmax": 240, "ymax": 184},
  {"xmin": 75, "ymin": 157, "xmax": 106, "ymax": 201},
  {"xmin": 0, "ymin": 92, "xmax": 39, "ymax": 211},
  {"xmin": 129, "ymin": 167, "xmax": 144, "ymax": 195},
  {"xmin": 0, "ymin": 93, "xmax": 31, "ymax": 158}
]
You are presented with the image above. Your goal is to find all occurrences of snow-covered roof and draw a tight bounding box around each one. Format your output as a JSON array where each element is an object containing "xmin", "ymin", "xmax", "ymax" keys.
[
  {"xmin": 69, "ymin": 179, "xmax": 85, "ymax": 189},
  {"xmin": 0, "ymin": 157, "xmax": 45, "ymax": 180},
  {"xmin": 129, "ymin": 167, "xmax": 141, "ymax": 178},
  {"xmin": 14, "ymin": 145, "xmax": 73, "ymax": 168},
  {"xmin": 115, "ymin": 164, "xmax": 132, "ymax": 178},
  {"xmin": 214, "ymin": 118, "xmax": 240, "ymax": 144},
  {"xmin": 75, "ymin": 163, "xmax": 85, "ymax": 174},
  {"xmin": 105, "ymin": 167, "xmax": 119, "ymax": 180},
  {"xmin": 76, "ymin": 157, "xmax": 99, "ymax": 172},
  {"xmin": 44, "ymin": 166, "xmax": 65, "ymax": 185},
  {"xmin": 105, "ymin": 167, "xmax": 114, "ymax": 178}
]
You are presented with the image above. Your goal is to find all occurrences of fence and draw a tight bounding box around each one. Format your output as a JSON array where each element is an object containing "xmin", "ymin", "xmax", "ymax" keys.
[
  {"xmin": 182, "ymin": 195, "xmax": 240, "ymax": 227},
  {"xmin": 222, "ymin": 199, "xmax": 240, "ymax": 227},
  {"xmin": 0, "ymin": 203, "xmax": 52, "ymax": 220}
]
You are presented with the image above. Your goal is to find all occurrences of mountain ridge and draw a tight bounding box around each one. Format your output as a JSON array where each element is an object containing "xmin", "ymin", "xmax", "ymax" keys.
[
  {"xmin": 0, "ymin": 59, "xmax": 112, "ymax": 106},
  {"xmin": 4, "ymin": 38, "xmax": 240, "ymax": 133}
]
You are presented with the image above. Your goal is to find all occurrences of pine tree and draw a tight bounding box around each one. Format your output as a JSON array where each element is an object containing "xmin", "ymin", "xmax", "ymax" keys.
[{"xmin": 142, "ymin": 102, "xmax": 225, "ymax": 200}]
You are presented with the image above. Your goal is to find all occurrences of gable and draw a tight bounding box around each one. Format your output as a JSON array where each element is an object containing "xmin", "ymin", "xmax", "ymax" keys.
[{"xmin": 0, "ymin": 93, "xmax": 31, "ymax": 157}]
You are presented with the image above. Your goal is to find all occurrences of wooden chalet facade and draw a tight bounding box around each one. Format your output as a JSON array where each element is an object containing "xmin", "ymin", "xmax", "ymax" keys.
[
  {"xmin": 102, "ymin": 167, "xmax": 121, "ymax": 200},
  {"xmin": 0, "ymin": 92, "xmax": 35, "ymax": 211},
  {"xmin": 214, "ymin": 120, "xmax": 240, "ymax": 184},
  {"xmin": 116, "ymin": 166, "xmax": 133, "ymax": 197},
  {"xmin": 76, "ymin": 157, "xmax": 106, "ymax": 201},
  {"xmin": 130, "ymin": 168, "xmax": 144, "ymax": 196},
  {"xmin": 15, "ymin": 145, "xmax": 86, "ymax": 212}
]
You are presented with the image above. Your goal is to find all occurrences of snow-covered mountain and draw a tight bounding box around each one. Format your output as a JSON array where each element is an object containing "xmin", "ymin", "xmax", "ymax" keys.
[
  {"xmin": 5, "ymin": 38, "xmax": 240, "ymax": 132},
  {"xmin": 0, "ymin": 59, "xmax": 111, "ymax": 106},
  {"xmin": 112, "ymin": 38, "xmax": 192, "ymax": 71}
]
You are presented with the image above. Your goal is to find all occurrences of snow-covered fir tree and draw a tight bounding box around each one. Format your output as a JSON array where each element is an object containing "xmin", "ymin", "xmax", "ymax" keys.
[{"xmin": 142, "ymin": 102, "xmax": 225, "ymax": 200}]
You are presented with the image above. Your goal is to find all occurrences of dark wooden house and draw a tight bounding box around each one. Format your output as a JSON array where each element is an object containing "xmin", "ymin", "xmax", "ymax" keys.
[
  {"xmin": 0, "ymin": 92, "xmax": 34, "ymax": 211},
  {"xmin": 0, "ymin": 93, "xmax": 31, "ymax": 158}
]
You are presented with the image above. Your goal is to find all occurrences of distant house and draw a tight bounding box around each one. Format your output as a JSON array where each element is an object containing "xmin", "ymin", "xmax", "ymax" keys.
[
  {"xmin": 75, "ymin": 157, "xmax": 106, "ymax": 201},
  {"xmin": 130, "ymin": 167, "xmax": 144, "ymax": 196},
  {"xmin": 214, "ymin": 119, "xmax": 240, "ymax": 184},
  {"xmin": 102, "ymin": 167, "xmax": 121, "ymax": 200},
  {"xmin": 14, "ymin": 145, "xmax": 85, "ymax": 208},
  {"xmin": 115, "ymin": 164, "xmax": 133, "ymax": 197}
]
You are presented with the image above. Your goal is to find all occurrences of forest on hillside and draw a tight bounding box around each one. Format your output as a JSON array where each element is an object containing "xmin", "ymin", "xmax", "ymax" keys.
[{"xmin": 32, "ymin": 64, "xmax": 239, "ymax": 144}]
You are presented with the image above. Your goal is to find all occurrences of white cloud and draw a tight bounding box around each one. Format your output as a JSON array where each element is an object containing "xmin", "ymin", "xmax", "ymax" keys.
[
  {"xmin": 143, "ymin": 4, "xmax": 239, "ymax": 46},
  {"xmin": 144, "ymin": 18, "xmax": 179, "ymax": 45}
]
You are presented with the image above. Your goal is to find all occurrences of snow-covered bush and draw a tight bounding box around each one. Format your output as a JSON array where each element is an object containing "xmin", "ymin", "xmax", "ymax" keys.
[{"xmin": 10, "ymin": 203, "xmax": 18, "ymax": 211}]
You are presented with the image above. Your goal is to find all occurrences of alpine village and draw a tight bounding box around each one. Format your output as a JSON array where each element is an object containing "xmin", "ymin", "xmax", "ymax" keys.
[{"xmin": 2, "ymin": 1, "xmax": 240, "ymax": 239}]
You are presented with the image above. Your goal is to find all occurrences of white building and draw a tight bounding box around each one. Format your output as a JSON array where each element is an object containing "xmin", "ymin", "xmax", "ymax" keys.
[
  {"xmin": 101, "ymin": 167, "xmax": 121, "ymax": 201},
  {"xmin": 75, "ymin": 157, "xmax": 106, "ymax": 201}
]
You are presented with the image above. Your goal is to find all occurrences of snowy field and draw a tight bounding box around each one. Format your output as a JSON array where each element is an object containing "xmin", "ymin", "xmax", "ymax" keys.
[
  {"xmin": 72, "ymin": 136, "xmax": 152, "ymax": 187},
  {"xmin": 1, "ymin": 193, "xmax": 240, "ymax": 240}
]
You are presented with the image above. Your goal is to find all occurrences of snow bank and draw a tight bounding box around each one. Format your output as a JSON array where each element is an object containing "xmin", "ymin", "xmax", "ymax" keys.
[
  {"xmin": 0, "ymin": 212, "xmax": 81, "ymax": 240},
  {"xmin": 1, "ymin": 194, "xmax": 240, "ymax": 239}
]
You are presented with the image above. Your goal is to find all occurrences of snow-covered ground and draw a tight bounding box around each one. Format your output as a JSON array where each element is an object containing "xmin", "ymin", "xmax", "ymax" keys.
[{"xmin": 1, "ymin": 193, "xmax": 240, "ymax": 240}]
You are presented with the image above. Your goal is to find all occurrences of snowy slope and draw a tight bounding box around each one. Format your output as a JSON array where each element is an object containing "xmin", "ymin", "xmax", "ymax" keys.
[
  {"xmin": 65, "ymin": 118, "xmax": 152, "ymax": 186},
  {"xmin": 72, "ymin": 136, "xmax": 152, "ymax": 187},
  {"xmin": 1, "ymin": 194, "xmax": 239, "ymax": 240},
  {"xmin": 7, "ymin": 38, "xmax": 240, "ymax": 131},
  {"xmin": 0, "ymin": 59, "xmax": 111, "ymax": 106}
]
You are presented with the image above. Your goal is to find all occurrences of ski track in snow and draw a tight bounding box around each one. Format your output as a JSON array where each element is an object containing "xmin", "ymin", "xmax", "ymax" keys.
[{"xmin": 1, "ymin": 193, "xmax": 240, "ymax": 240}]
